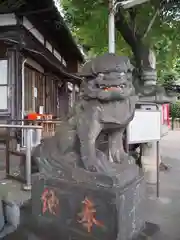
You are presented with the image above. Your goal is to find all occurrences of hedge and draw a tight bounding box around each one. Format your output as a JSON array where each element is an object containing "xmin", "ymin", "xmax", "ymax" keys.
[{"xmin": 170, "ymin": 101, "xmax": 180, "ymax": 119}]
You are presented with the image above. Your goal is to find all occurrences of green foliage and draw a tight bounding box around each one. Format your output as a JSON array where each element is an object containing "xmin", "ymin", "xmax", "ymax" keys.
[
  {"xmin": 61, "ymin": 0, "xmax": 131, "ymax": 56},
  {"xmin": 158, "ymin": 69, "xmax": 179, "ymax": 86},
  {"xmin": 61, "ymin": 0, "xmax": 180, "ymax": 76},
  {"xmin": 170, "ymin": 102, "xmax": 180, "ymax": 118},
  {"xmin": 61, "ymin": 0, "xmax": 130, "ymax": 56}
]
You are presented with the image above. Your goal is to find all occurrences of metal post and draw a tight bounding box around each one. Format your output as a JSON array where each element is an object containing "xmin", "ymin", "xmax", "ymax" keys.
[
  {"xmin": 21, "ymin": 58, "xmax": 27, "ymax": 147},
  {"xmin": 5, "ymin": 129, "xmax": 10, "ymax": 176},
  {"xmin": 156, "ymin": 141, "xmax": 160, "ymax": 198},
  {"xmin": 108, "ymin": 0, "xmax": 115, "ymax": 53},
  {"xmin": 108, "ymin": 0, "xmax": 116, "ymax": 161},
  {"xmin": 156, "ymin": 103, "xmax": 160, "ymax": 198},
  {"xmin": 23, "ymin": 129, "xmax": 32, "ymax": 191}
]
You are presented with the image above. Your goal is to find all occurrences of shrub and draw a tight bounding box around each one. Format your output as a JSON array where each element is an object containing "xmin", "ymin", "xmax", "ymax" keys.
[{"xmin": 170, "ymin": 101, "xmax": 180, "ymax": 119}]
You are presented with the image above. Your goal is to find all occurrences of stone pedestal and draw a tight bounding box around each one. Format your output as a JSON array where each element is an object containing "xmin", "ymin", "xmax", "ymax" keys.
[
  {"xmin": 141, "ymin": 142, "xmax": 161, "ymax": 184},
  {"xmin": 115, "ymin": 174, "xmax": 145, "ymax": 240},
  {"xmin": 30, "ymin": 162, "xmax": 146, "ymax": 240}
]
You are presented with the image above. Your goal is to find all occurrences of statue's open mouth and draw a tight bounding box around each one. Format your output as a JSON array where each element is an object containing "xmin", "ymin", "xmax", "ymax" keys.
[{"xmin": 99, "ymin": 84, "xmax": 126, "ymax": 91}]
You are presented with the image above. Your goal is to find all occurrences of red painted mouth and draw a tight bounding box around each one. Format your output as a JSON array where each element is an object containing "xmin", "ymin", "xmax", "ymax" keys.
[
  {"xmin": 104, "ymin": 87, "xmax": 118, "ymax": 91},
  {"xmin": 102, "ymin": 85, "xmax": 126, "ymax": 91},
  {"xmin": 100, "ymin": 84, "xmax": 126, "ymax": 91}
]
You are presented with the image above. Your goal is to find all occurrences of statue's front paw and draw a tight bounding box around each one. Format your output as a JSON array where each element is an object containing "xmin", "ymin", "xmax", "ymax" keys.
[
  {"xmin": 114, "ymin": 151, "xmax": 129, "ymax": 163},
  {"xmin": 113, "ymin": 152, "xmax": 121, "ymax": 163}
]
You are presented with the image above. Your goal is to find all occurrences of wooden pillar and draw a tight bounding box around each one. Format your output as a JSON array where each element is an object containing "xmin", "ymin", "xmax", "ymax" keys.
[{"xmin": 15, "ymin": 48, "xmax": 23, "ymax": 120}]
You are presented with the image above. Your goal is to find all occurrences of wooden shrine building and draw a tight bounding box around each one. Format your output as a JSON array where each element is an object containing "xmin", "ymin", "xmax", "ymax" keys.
[{"xmin": 0, "ymin": 0, "xmax": 84, "ymax": 122}]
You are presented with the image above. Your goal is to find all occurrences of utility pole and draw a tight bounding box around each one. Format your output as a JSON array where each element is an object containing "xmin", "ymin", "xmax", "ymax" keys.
[
  {"xmin": 108, "ymin": 0, "xmax": 116, "ymax": 163},
  {"xmin": 108, "ymin": 0, "xmax": 150, "ymax": 54},
  {"xmin": 108, "ymin": 0, "xmax": 115, "ymax": 53}
]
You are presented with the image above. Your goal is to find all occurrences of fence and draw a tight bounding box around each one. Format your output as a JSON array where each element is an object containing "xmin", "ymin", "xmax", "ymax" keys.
[
  {"xmin": 170, "ymin": 118, "xmax": 180, "ymax": 130},
  {"xmin": 0, "ymin": 124, "xmax": 42, "ymax": 191},
  {"xmin": 6, "ymin": 119, "xmax": 59, "ymax": 150},
  {"xmin": 0, "ymin": 119, "xmax": 61, "ymax": 192}
]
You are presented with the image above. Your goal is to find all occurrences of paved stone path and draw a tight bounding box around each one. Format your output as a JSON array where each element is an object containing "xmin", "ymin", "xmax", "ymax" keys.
[{"xmin": 144, "ymin": 130, "xmax": 180, "ymax": 239}]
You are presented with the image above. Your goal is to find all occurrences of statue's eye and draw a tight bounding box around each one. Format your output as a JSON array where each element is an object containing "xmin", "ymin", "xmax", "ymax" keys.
[
  {"xmin": 98, "ymin": 73, "xmax": 104, "ymax": 78},
  {"xmin": 120, "ymin": 72, "xmax": 125, "ymax": 76},
  {"xmin": 119, "ymin": 83, "xmax": 126, "ymax": 88}
]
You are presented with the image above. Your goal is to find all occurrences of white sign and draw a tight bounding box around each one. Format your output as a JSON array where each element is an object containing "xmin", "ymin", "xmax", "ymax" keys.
[
  {"xmin": 127, "ymin": 110, "xmax": 161, "ymax": 144},
  {"xmin": 39, "ymin": 106, "xmax": 44, "ymax": 114},
  {"xmin": 34, "ymin": 87, "xmax": 37, "ymax": 98}
]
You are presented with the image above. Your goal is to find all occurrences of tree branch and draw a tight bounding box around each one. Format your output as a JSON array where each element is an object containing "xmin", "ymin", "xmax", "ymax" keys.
[
  {"xmin": 128, "ymin": 8, "xmax": 137, "ymax": 37},
  {"xmin": 115, "ymin": 8, "xmax": 138, "ymax": 50},
  {"xmin": 143, "ymin": 8, "xmax": 159, "ymax": 39}
]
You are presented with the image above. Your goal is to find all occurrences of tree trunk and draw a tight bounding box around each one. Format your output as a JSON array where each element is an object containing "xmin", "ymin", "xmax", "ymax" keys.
[
  {"xmin": 132, "ymin": 41, "xmax": 152, "ymax": 69},
  {"xmin": 116, "ymin": 11, "xmax": 157, "ymax": 95}
]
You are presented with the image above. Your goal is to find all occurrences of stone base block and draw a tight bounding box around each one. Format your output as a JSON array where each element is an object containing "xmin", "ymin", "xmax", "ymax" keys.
[{"xmin": 29, "ymin": 167, "xmax": 146, "ymax": 240}]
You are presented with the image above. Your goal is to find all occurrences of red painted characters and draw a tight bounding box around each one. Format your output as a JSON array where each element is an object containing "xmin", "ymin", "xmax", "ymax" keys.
[
  {"xmin": 78, "ymin": 197, "xmax": 104, "ymax": 233},
  {"xmin": 41, "ymin": 188, "xmax": 59, "ymax": 215}
]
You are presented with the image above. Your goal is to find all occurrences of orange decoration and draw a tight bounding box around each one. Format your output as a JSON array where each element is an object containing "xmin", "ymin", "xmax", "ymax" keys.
[
  {"xmin": 27, "ymin": 112, "xmax": 39, "ymax": 120},
  {"xmin": 27, "ymin": 112, "xmax": 45, "ymax": 120}
]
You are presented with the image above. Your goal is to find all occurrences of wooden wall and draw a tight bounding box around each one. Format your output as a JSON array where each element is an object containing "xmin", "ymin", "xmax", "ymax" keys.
[
  {"xmin": 24, "ymin": 65, "xmax": 46, "ymax": 114},
  {"xmin": 45, "ymin": 75, "xmax": 57, "ymax": 116},
  {"xmin": 24, "ymin": 64, "xmax": 68, "ymax": 117},
  {"xmin": 35, "ymin": 71, "xmax": 45, "ymax": 111}
]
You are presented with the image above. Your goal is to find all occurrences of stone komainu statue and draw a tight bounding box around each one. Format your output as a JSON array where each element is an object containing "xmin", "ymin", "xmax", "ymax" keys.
[
  {"xmin": 32, "ymin": 53, "xmax": 138, "ymax": 174},
  {"xmin": 28, "ymin": 53, "xmax": 145, "ymax": 240}
]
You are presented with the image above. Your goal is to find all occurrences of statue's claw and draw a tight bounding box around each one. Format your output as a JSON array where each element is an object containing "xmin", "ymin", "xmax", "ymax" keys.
[{"xmin": 87, "ymin": 165, "xmax": 97, "ymax": 172}]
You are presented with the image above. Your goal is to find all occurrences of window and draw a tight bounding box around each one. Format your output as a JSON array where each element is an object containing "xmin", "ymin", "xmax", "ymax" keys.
[{"xmin": 0, "ymin": 60, "xmax": 8, "ymax": 110}]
